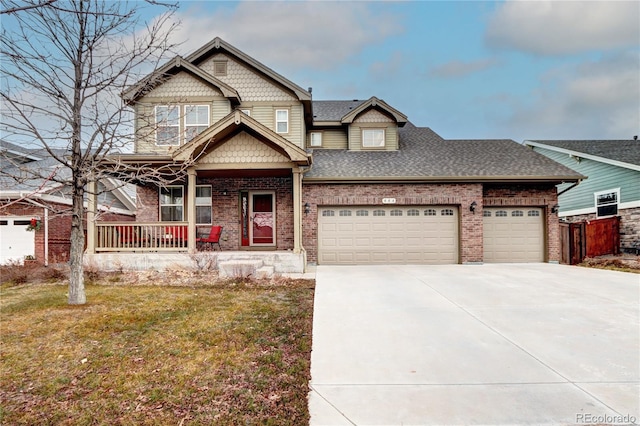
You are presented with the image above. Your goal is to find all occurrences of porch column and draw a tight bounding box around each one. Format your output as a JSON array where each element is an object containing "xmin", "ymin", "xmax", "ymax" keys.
[
  {"xmin": 292, "ymin": 168, "xmax": 303, "ymax": 254},
  {"xmin": 86, "ymin": 179, "xmax": 97, "ymax": 254},
  {"xmin": 187, "ymin": 168, "xmax": 197, "ymax": 254}
]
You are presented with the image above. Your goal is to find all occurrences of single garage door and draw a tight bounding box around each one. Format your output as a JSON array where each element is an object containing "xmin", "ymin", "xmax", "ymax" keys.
[
  {"xmin": 0, "ymin": 217, "xmax": 35, "ymax": 264},
  {"xmin": 483, "ymin": 207, "xmax": 544, "ymax": 262},
  {"xmin": 318, "ymin": 206, "xmax": 459, "ymax": 265}
]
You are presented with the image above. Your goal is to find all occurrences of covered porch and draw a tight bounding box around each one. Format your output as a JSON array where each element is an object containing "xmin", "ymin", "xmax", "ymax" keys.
[{"xmin": 85, "ymin": 111, "xmax": 312, "ymax": 275}]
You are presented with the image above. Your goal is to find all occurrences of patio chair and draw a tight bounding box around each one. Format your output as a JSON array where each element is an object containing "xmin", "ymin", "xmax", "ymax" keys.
[{"xmin": 196, "ymin": 225, "xmax": 223, "ymax": 251}]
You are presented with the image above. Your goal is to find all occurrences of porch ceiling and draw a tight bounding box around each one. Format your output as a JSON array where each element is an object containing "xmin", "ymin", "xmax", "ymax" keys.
[{"xmin": 196, "ymin": 168, "xmax": 292, "ymax": 178}]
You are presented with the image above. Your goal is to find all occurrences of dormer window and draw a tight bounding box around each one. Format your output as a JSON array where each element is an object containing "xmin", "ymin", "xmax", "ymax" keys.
[{"xmin": 362, "ymin": 129, "xmax": 385, "ymax": 148}]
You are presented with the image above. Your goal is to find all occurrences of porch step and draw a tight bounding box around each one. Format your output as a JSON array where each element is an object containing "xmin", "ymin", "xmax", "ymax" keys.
[
  {"xmin": 218, "ymin": 260, "xmax": 264, "ymax": 278},
  {"xmin": 255, "ymin": 266, "xmax": 275, "ymax": 280}
]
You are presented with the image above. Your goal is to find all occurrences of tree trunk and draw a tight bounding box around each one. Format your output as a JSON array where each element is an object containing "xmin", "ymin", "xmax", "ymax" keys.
[{"xmin": 68, "ymin": 187, "xmax": 86, "ymax": 305}]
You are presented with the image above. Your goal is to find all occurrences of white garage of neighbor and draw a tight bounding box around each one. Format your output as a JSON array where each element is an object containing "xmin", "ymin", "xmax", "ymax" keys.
[
  {"xmin": 0, "ymin": 217, "xmax": 35, "ymax": 264},
  {"xmin": 318, "ymin": 205, "xmax": 459, "ymax": 265},
  {"xmin": 483, "ymin": 207, "xmax": 544, "ymax": 262}
]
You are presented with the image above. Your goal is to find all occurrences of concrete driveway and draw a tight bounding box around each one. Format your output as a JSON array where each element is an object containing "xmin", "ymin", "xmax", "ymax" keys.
[{"xmin": 308, "ymin": 264, "xmax": 639, "ymax": 425}]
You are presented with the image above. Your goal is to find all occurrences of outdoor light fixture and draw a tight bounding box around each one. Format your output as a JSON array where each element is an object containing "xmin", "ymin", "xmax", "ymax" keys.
[
  {"xmin": 551, "ymin": 204, "xmax": 559, "ymax": 214},
  {"xmin": 304, "ymin": 202, "xmax": 310, "ymax": 215},
  {"xmin": 469, "ymin": 201, "xmax": 477, "ymax": 213},
  {"xmin": 221, "ymin": 189, "xmax": 228, "ymax": 196}
]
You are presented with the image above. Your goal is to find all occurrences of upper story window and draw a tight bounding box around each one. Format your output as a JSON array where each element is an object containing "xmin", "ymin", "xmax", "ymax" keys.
[
  {"xmin": 156, "ymin": 105, "xmax": 209, "ymax": 146},
  {"xmin": 185, "ymin": 105, "xmax": 210, "ymax": 142},
  {"xmin": 160, "ymin": 186, "xmax": 183, "ymax": 221},
  {"xmin": 156, "ymin": 105, "xmax": 180, "ymax": 146},
  {"xmin": 362, "ymin": 129, "xmax": 385, "ymax": 148},
  {"xmin": 276, "ymin": 109, "xmax": 289, "ymax": 133},
  {"xmin": 595, "ymin": 188, "xmax": 619, "ymax": 218},
  {"xmin": 310, "ymin": 132, "xmax": 322, "ymax": 147},
  {"xmin": 239, "ymin": 109, "xmax": 251, "ymax": 116}
]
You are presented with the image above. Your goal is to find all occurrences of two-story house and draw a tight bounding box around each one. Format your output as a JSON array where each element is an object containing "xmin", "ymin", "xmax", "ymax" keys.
[{"xmin": 84, "ymin": 37, "xmax": 583, "ymax": 275}]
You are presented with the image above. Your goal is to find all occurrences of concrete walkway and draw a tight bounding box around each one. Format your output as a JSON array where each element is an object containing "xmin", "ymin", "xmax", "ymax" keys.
[{"xmin": 308, "ymin": 264, "xmax": 640, "ymax": 425}]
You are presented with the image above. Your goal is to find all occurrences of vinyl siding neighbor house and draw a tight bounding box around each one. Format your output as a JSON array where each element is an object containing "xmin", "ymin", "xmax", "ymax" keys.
[
  {"xmin": 525, "ymin": 140, "xmax": 640, "ymax": 252},
  {"xmin": 83, "ymin": 37, "xmax": 583, "ymax": 275}
]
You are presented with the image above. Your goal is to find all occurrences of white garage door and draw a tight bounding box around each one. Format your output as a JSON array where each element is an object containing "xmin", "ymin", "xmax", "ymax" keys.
[
  {"xmin": 318, "ymin": 206, "xmax": 459, "ymax": 265},
  {"xmin": 483, "ymin": 207, "xmax": 544, "ymax": 262},
  {"xmin": 0, "ymin": 217, "xmax": 35, "ymax": 264}
]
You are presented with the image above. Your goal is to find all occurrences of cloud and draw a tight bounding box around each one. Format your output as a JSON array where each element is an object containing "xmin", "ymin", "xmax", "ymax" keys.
[
  {"xmin": 502, "ymin": 51, "xmax": 640, "ymax": 139},
  {"xmin": 428, "ymin": 58, "xmax": 500, "ymax": 79},
  {"xmin": 168, "ymin": 2, "xmax": 403, "ymax": 71},
  {"xmin": 486, "ymin": 1, "xmax": 640, "ymax": 55}
]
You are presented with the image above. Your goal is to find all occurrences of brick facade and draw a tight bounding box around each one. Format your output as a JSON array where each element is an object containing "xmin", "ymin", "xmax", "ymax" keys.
[
  {"xmin": 302, "ymin": 183, "xmax": 484, "ymax": 263},
  {"xmin": 137, "ymin": 175, "xmax": 294, "ymax": 251},
  {"xmin": 302, "ymin": 182, "xmax": 560, "ymax": 264}
]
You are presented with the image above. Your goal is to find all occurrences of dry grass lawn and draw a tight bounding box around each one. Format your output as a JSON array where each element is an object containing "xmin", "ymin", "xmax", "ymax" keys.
[{"xmin": 0, "ymin": 266, "xmax": 314, "ymax": 425}]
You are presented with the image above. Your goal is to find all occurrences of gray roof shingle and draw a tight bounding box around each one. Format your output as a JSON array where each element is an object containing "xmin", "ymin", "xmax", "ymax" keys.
[
  {"xmin": 306, "ymin": 124, "xmax": 584, "ymax": 182},
  {"xmin": 312, "ymin": 100, "xmax": 368, "ymax": 121},
  {"xmin": 527, "ymin": 140, "xmax": 640, "ymax": 167}
]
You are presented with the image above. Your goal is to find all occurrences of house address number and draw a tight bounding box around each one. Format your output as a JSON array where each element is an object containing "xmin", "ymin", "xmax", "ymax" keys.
[{"xmin": 382, "ymin": 198, "xmax": 396, "ymax": 204}]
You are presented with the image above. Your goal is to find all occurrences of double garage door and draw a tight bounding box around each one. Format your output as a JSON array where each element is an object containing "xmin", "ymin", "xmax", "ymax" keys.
[
  {"xmin": 317, "ymin": 205, "xmax": 545, "ymax": 265},
  {"xmin": 318, "ymin": 206, "xmax": 459, "ymax": 265}
]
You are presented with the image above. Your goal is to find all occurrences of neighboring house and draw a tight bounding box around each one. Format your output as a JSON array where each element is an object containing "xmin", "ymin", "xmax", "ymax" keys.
[
  {"xmin": 0, "ymin": 141, "xmax": 136, "ymax": 265},
  {"xmin": 525, "ymin": 140, "xmax": 640, "ymax": 252},
  {"xmin": 85, "ymin": 37, "xmax": 583, "ymax": 273}
]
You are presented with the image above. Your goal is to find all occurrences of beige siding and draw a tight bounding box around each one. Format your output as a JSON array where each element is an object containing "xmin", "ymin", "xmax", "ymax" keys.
[
  {"xmin": 308, "ymin": 129, "xmax": 348, "ymax": 149},
  {"xmin": 245, "ymin": 103, "xmax": 304, "ymax": 148},
  {"xmin": 212, "ymin": 100, "xmax": 231, "ymax": 123},
  {"xmin": 200, "ymin": 54, "xmax": 296, "ymax": 102},
  {"xmin": 348, "ymin": 124, "xmax": 398, "ymax": 151},
  {"xmin": 353, "ymin": 109, "xmax": 394, "ymax": 123},
  {"xmin": 200, "ymin": 131, "xmax": 290, "ymax": 164},
  {"xmin": 144, "ymin": 71, "xmax": 223, "ymax": 99}
]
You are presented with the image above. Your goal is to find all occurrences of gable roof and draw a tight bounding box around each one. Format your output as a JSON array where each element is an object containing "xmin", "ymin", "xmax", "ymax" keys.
[
  {"xmin": 305, "ymin": 124, "xmax": 585, "ymax": 183},
  {"xmin": 173, "ymin": 110, "xmax": 311, "ymax": 166},
  {"xmin": 524, "ymin": 140, "xmax": 640, "ymax": 171},
  {"xmin": 340, "ymin": 96, "xmax": 408, "ymax": 126},
  {"xmin": 186, "ymin": 37, "xmax": 311, "ymax": 102},
  {"xmin": 122, "ymin": 56, "xmax": 240, "ymax": 104}
]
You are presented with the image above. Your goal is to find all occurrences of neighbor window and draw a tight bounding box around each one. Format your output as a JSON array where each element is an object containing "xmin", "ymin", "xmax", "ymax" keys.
[
  {"xmin": 362, "ymin": 129, "xmax": 385, "ymax": 148},
  {"xmin": 595, "ymin": 189, "xmax": 619, "ymax": 217},
  {"xmin": 156, "ymin": 105, "xmax": 180, "ymax": 146},
  {"xmin": 276, "ymin": 109, "xmax": 289, "ymax": 133},
  {"xmin": 310, "ymin": 132, "xmax": 322, "ymax": 147},
  {"xmin": 195, "ymin": 185, "xmax": 212, "ymax": 225},
  {"xmin": 185, "ymin": 105, "xmax": 209, "ymax": 142},
  {"xmin": 160, "ymin": 186, "xmax": 184, "ymax": 221}
]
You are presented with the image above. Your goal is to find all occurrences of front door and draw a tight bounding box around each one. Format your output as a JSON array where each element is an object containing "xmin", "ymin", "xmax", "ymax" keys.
[{"xmin": 241, "ymin": 191, "xmax": 276, "ymax": 247}]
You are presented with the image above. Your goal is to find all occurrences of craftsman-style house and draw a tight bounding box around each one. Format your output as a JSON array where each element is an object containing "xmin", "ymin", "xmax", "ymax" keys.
[{"xmin": 84, "ymin": 37, "xmax": 583, "ymax": 275}]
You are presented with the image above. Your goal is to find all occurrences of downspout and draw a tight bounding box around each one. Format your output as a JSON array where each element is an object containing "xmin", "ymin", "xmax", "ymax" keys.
[
  {"xmin": 298, "ymin": 162, "xmax": 313, "ymax": 271},
  {"xmin": 558, "ymin": 179, "xmax": 582, "ymax": 197}
]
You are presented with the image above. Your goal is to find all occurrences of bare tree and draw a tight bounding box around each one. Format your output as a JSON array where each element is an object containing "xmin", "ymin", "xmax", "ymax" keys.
[{"xmin": 1, "ymin": 0, "xmax": 184, "ymax": 304}]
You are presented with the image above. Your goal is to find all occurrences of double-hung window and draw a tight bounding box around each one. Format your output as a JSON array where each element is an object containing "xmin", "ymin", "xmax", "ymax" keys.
[
  {"xmin": 310, "ymin": 132, "xmax": 322, "ymax": 147},
  {"xmin": 195, "ymin": 185, "xmax": 212, "ymax": 225},
  {"xmin": 156, "ymin": 106, "xmax": 180, "ymax": 146},
  {"xmin": 160, "ymin": 186, "xmax": 184, "ymax": 221},
  {"xmin": 185, "ymin": 105, "xmax": 209, "ymax": 142},
  {"xmin": 595, "ymin": 188, "xmax": 619, "ymax": 217},
  {"xmin": 362, "ymin": 128, "xmax": 385, "ymax": 148},
  {"xmin": 276, "ymin": 109, "xmax": 289, "ymax": 133}
]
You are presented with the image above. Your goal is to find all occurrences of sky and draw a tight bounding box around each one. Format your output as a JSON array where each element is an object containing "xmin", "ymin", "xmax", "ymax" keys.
[{"xmin": 153, "ymin": 0, "xmax": 639, "ymax": 143}]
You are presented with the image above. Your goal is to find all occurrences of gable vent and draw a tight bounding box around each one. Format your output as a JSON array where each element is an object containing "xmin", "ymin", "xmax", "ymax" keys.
[{"xmin": 214, "ymin": 60, "xmax": 227, "ymax": 76}]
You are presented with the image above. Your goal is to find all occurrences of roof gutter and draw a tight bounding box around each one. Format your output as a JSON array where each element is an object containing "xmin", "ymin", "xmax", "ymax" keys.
[{"xmin": 557, "ymin": 179, "xmax": 583, "ymax": 197}]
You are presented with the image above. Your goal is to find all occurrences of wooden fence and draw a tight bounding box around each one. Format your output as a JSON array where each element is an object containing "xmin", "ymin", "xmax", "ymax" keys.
[{"xmin": 560, "ymin": 216, "xmax": 620, "ymax": 264}]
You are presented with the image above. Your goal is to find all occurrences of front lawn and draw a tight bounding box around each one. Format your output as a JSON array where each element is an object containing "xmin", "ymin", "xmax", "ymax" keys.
[{"xmin": 0, "ymin": 271, "xmax": 314, "ymax": 425}]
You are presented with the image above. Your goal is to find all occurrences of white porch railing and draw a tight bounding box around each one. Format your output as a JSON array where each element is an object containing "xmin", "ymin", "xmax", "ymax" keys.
[{"xmin": 95, "ymin": 222, "xmax": 189, "ymax": 252}]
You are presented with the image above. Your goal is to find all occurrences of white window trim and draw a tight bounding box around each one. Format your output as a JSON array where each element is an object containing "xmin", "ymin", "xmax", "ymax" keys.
[
  {"xmin": 594, "ymin": 188, "xmax": 620, "ymax": 218},
  {"xmin": 362, "ymin": 128, "xmax": 385, "ymax": 148},
  {"xmin": 184, "ymin": 105, "xmax": 210, "ymax": 143},
  {"xmin": 275, "ymin": 109, "xmax": 289, "ymax": 134},
  {"xmin": 155, "ymin": 105, "xmax": 180, "ymax": 146},
  {"xmin": 310, "ymin": 131, "xmax": 322, "ymax": 147},
  {"xmin": 159, "ymin": 185, "xmax": 184, "ymax": 222},
  {"xmin": 195, "ymin": 185, "xmax": 212, "ymax": 225}
]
